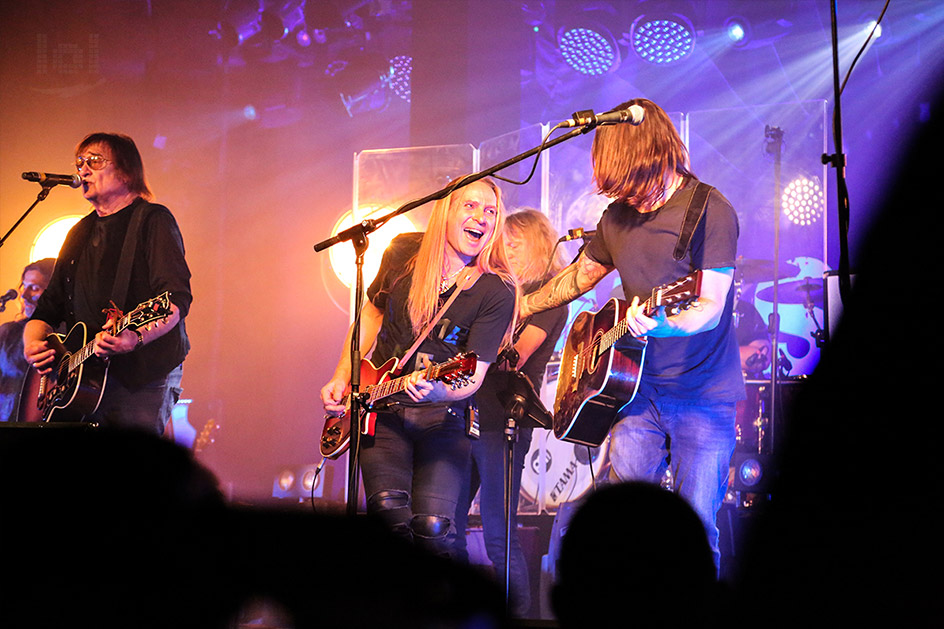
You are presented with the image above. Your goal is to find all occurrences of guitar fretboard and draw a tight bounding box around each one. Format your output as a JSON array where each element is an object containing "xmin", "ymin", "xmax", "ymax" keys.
[
  {"xmin": 66, "ymin": 313, "xmax": 134, "ymax": 372},
  {"xmin": 571, "ymin": 273, "xmax": 700, "ymax": 378},
  {"xmin": 367, "ymin": 363, "xmax": 439, "ymax": 405},
  {"xmin": 574, "ymin": 297, "xmax": 652, "ymax": 376}
]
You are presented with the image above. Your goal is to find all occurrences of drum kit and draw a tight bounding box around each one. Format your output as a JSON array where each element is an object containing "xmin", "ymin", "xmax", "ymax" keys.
[
  {"xmin": 734, "ymin": 256, "xmax": 819, "ymax": 457},
  {"xmin": 736, "ymin": 256, "xmax": 824, "ymax": 315}
]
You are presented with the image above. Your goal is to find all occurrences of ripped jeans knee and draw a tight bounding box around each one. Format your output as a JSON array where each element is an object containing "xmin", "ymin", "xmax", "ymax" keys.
[
  {"xmin": 410, "ymin": 513, "xmax": 454, "ymax": 557},
  {"xmin": 367, "ymin": 489, "xmax": 413, "ymax": 541}
]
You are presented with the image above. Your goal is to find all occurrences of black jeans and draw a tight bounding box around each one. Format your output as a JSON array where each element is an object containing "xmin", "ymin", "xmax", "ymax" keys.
[
  {"xmin": 86, "ymin": 364, "xmax": 183, "ymax": 435},
  {"xmin": 360, "ymin": 403, "xmax": 471, "ymax": 557}
]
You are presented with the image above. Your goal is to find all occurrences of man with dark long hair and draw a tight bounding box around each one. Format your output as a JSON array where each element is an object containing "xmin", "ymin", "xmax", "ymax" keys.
[
  {"xmin": 320, "ymin": 177, "xmax": 517, "ymax": 558},
  {"xmin": 521, "ymin": 99, "xmax": 742, "ymax": 571},
  {"xmin": 23, "ymin": 132, "xmax": 192, "ymax": 435},
  {"xmin": 0, "ymin": 258, "xmax": 55, "ymax": 422}
]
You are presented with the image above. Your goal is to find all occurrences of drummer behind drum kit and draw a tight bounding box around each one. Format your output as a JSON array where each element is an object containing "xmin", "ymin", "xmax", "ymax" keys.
[{"xmin": 730, "ymin": 256, "xmax": 824, "ymax": 499}]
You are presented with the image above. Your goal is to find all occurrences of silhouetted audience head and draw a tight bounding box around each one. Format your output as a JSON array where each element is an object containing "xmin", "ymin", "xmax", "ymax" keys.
[
  {"xmin": 552, "ymin": 482, "xmax": 722, "ymax": 627},
  {"xmin": 0, "ymin": 426, "xmax": 508, "ymax": 628}
]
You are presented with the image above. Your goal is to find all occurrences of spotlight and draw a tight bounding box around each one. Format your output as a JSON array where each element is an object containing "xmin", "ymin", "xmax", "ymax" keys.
[
  {"xmin": 275, "ymin": 469, "xmax": 296, "ymax": 493},
  {"xmin": 272, "ymin": 463, "xmax": 324, "ymax": 499},
  {"xmin": 211, "ymin": 0, "xmax": 266, "ymax": 49},
  {"xmin": 630, "ymin": 13, "xmax": 695, "ymax": 65},
  {"xmin": 782, "ymin": 175, "xmax": 824, "ymax": 227},
  {"xmin": 328, "ymin": 209, "xmax": 418, "ymax": 288},
  {"xmin": 262, "ymin": 0, "xmax": 306, "ymax": 43},
  {"xmin": 731, "ymin": 452, "xmax": 773, "ymax": 493},
  {"xmin": 556, "ymin": 22, "xmax": 621, "ymax": 76},
  {"xmin": 31, "ymin": 215, "xmax": 83, "ymax": 261},
  {"xmin": 738, "ymin": 458, "xmax": 764, "ymax": 487},
  {"xmin": 724, "ymin": 16, "xmax": 751, "ymax": 47},
  {"xmin": 212, "ymin": 0, "xmax": 307, "ymax": 50},
  {"xmin": 862, "ymin": 16, "xmax": 883, "ymax": 40},
  {"xmin": 330, "ymin": 53, "xmax": 396, "ymax": 117},
  {"xmin": 389, "ymin": 55, "xmax": 412, "ymax": 103}
]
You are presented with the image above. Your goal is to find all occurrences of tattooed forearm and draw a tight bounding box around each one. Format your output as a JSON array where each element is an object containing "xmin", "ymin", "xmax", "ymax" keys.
[{"xmin": 521, "ymin": 254, "xmax": 612, "ymax": 317}]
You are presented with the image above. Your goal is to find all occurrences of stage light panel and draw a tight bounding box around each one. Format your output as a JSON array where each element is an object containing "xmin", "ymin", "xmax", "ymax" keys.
[
  {"xmin": 631, "ymin": 14, "xmax": 695, "ymax": 64},
  {"xmin": 557, "ymin": 24, "xmax": 621, "ymax": 75},
  {"xmin": 782, "ymin": 176, "xmax": 824, "ymax": 227}
]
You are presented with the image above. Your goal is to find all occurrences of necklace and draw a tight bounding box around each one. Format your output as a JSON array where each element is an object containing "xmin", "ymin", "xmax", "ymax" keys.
[{"xmin": 439, "ymin": 266, "xmax": 465, "ymax": 293}]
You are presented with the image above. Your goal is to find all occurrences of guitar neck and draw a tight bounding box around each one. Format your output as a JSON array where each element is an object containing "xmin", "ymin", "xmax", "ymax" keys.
[
  {"xmin": 64, "ymin": 312, "xmax": 137, "ymax": 373},
  {"xmin": 367, "ymin": 362, "xmax": 439, "ymax": 404},
  {"xmin": 597, "ymin": 296, "xmax": 655, "ymax": 355},
  {"xmin": 600, "ymin": 274, "xmax": 698, "ymax": 354}
]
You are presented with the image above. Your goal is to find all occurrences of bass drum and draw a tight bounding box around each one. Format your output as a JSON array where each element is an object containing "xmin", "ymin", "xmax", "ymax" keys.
[
  {"xmin": 736, "ymin": 376, "xmax": 807, "ymax": 454},
  {"xmin": 519, "ymin": 429, "xmax": 610, "ymax": 514}
]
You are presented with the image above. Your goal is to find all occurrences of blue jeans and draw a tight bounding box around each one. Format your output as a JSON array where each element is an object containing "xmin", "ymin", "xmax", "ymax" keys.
[
  {"xmin": 454, "ymin": 427, "xmax": 533, "ymax": 616},
  {"xmin": 360, "ymin": 403, "xmax": 471, "ymax": 557},
  {"xmin": 609, "ymin": 386, "xmax": 737, "ymax": 572},
  {"xmin": 86, "ymin": 364, "xmax": 184, "ymax": 435}
]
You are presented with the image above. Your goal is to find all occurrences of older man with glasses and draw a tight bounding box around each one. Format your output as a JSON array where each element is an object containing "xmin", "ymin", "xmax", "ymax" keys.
[{"xmin": 22, "ymin": 132, "xmax": 192, "ymax": 434}]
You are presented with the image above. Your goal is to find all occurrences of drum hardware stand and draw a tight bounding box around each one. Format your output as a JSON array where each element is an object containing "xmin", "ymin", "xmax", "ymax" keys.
[
  {"xmin": 764, "ymin": 124, "xmax": 785, "ymax": 455},
  {"xmin": 497, "ymin": 371, "xmax": 551, "ymax": 611},
  {"xmin": 805, "ymin": 295, "xmax": 827, "ymax": 349}
]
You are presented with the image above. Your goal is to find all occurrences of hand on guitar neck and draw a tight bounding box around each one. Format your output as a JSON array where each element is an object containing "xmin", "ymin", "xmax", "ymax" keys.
[{"xmin": 624, "ymin": 268, "xmax": 733, "ymax": 339}]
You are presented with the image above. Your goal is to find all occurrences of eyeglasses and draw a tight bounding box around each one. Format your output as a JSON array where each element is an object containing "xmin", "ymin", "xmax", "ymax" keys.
[{"xmin": 75, "ymin": 155, "xmax": 110, "ymax": 171}]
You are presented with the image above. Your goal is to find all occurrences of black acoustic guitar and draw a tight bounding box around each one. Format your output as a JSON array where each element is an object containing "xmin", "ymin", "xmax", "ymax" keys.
[
  {"xmin": 18, "ymin": 293, "xmax": 173, "ymax": 423},
  {"xmin": 553, "ymin": 272, "xmax": 703, "ymax": 446}
]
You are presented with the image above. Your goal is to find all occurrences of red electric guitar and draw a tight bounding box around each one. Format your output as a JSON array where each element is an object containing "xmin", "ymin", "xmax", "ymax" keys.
[{"xmin": 320, "ymin": 352, "xmax": 478, "ymax": 458}]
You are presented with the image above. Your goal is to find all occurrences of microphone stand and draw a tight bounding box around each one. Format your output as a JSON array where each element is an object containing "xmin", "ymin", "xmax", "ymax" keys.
[
  {"xmin": 0, "ymin": 183, "xmax": 56, "ymax": 250},
  {"xmin": 823, "ymin": 0, "xmax": 852, "ymax": 308},
  {"xmin": 497, "ymin": 371, "xmax": 551, "ymax": 611},
  {"xmin": 312, "ymin": 121, "xmax": 598, "ymax": 517}
]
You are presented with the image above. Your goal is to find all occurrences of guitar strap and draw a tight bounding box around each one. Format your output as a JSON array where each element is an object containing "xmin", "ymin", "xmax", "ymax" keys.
[
  {"xmin": 673, "ymin": 181, "xmax": 714, "ymax": 262},
  {"xmin": 393, "ymin": 266, "xmax": 483, "ymax": 376},
  {"xmin": 109, "ymin": 199, "xmax": 152, "ymax": 309}
]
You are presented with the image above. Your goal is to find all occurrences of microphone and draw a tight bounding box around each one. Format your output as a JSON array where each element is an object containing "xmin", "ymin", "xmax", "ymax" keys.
[
  {"xmin": 22, "ymin": 172, "xmax": 82, "ymax": 188},
  {"xmin": 561, "ymin": 104, "xmax": 645, "ymax": 128},
  {"xmin": 0, "ymin": 288, "xmax": 17, "ymax": 313},
  {"xmin": 558, "ymin": 228, "xmax": 597, "ymax": 242}
]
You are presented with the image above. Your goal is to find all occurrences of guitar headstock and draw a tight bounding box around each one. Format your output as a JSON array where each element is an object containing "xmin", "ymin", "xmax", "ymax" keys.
[
  {"xmin": 128, "ymin": 292, "xmax": 173, "ymax": 330},
  {"xmin": 437, "ymin": 352, "xmax": 478, "ymax": 389},
  {"xmin": 193, "ymin": 418, "xmax": 219, "ymax": 454},
  {"xmin": 648, "ymin": 271, "xmax": 703, "ymax": 316}
]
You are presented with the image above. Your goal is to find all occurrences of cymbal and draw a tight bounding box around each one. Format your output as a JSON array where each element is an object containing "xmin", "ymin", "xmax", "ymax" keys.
[
  {"xmin": 756, "ymin": 278, "xmax": 823, "ymax": 306},
  {"xmin": 735, "ymin": 257, "xmax": 800, "ymax": 283}
]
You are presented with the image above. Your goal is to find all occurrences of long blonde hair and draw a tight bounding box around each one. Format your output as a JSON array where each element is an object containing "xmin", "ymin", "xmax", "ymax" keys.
[
  {"xmin": 407, "ymin": 176, "xmax": 517, "ymax": 348},
  {"xmin": 505, "ymin": 208, "xmax": 567, "ymax": 291},
  {"xmin": 591, "ymin": 98, "xmax": 695, "ymax": 209}
]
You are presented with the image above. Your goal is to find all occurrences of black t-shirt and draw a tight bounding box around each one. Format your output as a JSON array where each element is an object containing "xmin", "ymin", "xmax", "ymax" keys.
[
  {"xmin": 366, "ymin": 232, "xmax": 516, "ymax": 404},
  {"xmin": 31, "ymin": 198, "xmax": 192, "ymax": 390},
  {"xmin": 584, "ymin": 178, "xmax": 744, "ymax": 402}
]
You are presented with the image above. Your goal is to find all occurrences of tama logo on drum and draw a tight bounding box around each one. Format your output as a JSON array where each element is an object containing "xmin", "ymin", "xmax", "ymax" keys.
[{"xmin": 550, "ymin": 461, "xmax": 579, "ymax": 502}]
